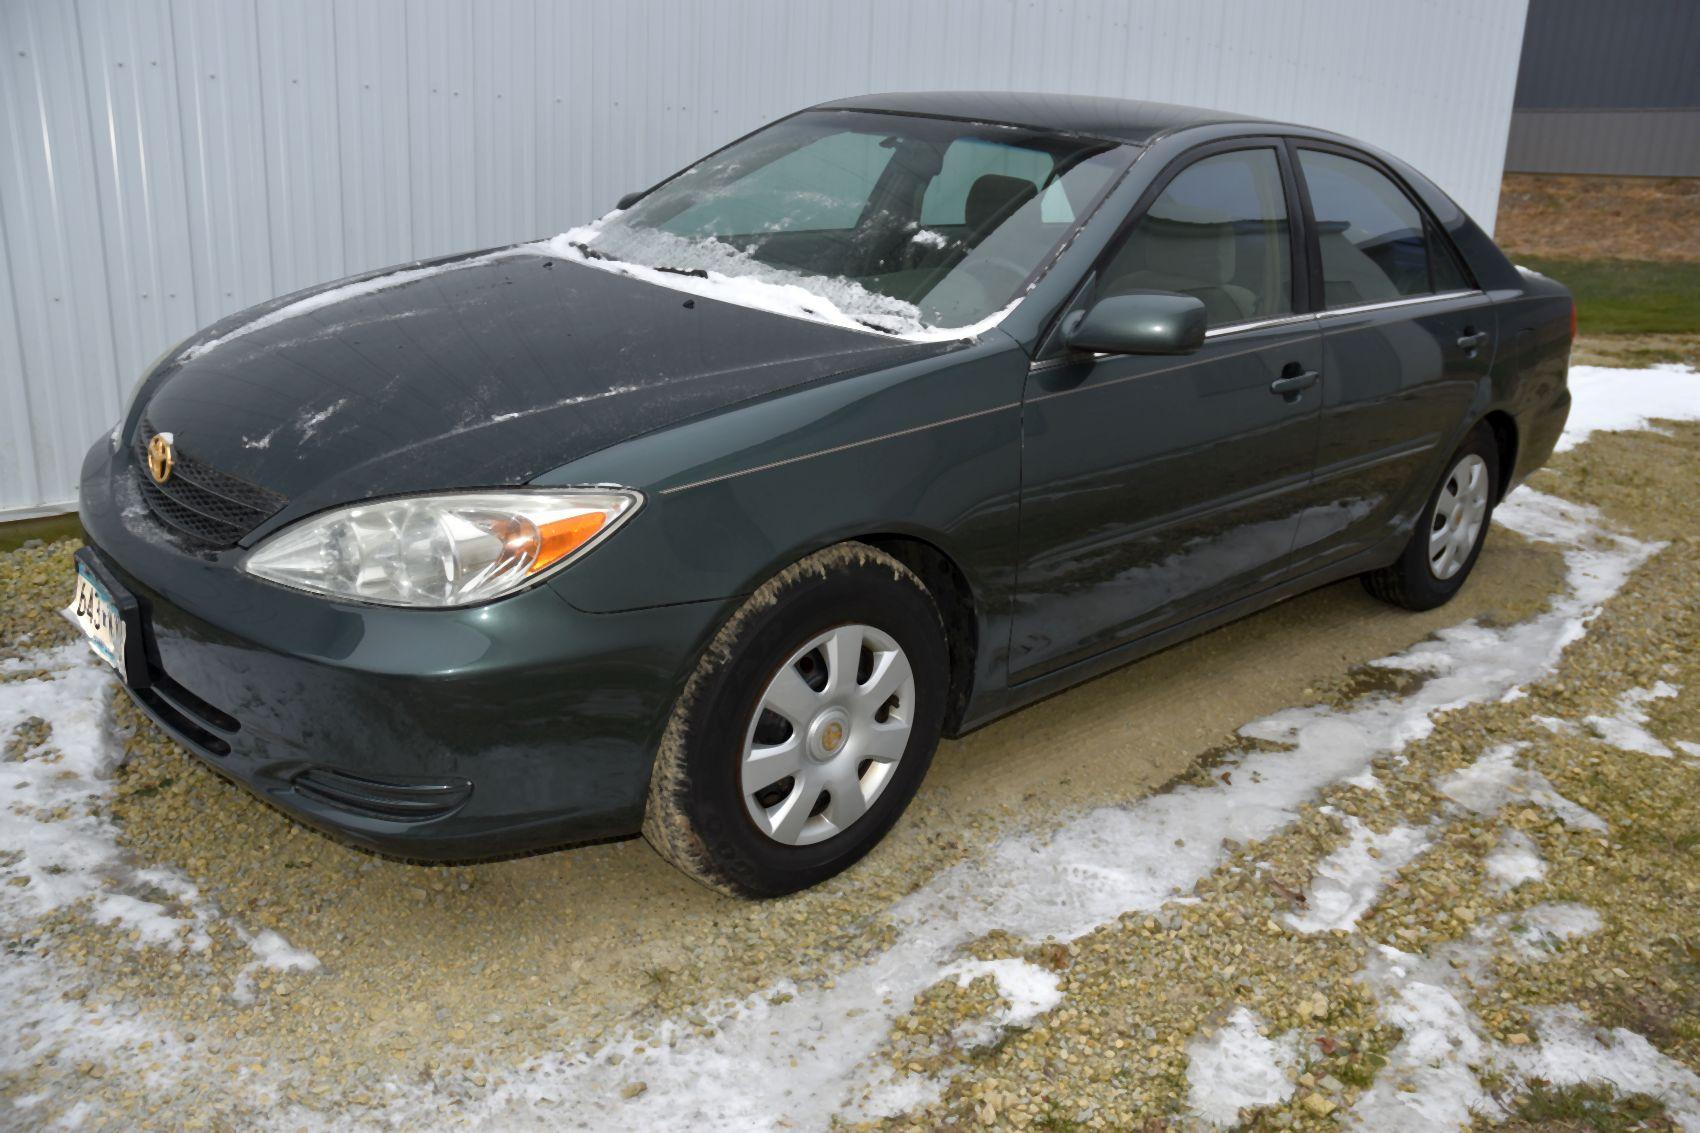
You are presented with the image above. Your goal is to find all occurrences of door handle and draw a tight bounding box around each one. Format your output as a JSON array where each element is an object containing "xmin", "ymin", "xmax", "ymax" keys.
[
  {"xmin": 1457, "ymin": 330, "xmax": 1489, "ymax": 351},
  {"xmin": 1269, "ymin": 368, "xmax": 1318, "ymax": 400}
]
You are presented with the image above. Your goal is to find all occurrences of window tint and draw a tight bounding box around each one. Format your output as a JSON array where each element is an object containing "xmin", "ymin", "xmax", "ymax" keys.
[
  {"xmin": 1298, "ymin": 150, "xmax": 1434, "ymax": 306},
  {"xmin": 1430, "ymin": 226, "xmax": 1472, "ymax": 292},
  {"xmin": 1098, "ymin": 148, "xmax": 1292, "ymax": 328},
  {"xmin": 662, "ymin": 131, "xmax": 893, "ymax": 236}
]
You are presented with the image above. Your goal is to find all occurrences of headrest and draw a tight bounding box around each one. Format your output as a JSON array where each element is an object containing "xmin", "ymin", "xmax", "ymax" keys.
[{"xmin": 965, "ymin": 174, "xmax": 1038, "ymax": 233}]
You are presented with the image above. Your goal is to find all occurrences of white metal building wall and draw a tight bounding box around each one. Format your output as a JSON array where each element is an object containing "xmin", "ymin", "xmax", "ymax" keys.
[{"xmin": 0, "ymin": 0, "xmax": 1529, "ymax": 519}]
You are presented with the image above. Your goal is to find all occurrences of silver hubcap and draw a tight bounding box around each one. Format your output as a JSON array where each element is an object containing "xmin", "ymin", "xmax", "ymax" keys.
[
  {"xmin": 1427, "ymin": 453, "xmax": 1490, "ymax": 580},
  {"xmin": 740, "ymin": 624, "xmax": 915, "ymax": 846}
]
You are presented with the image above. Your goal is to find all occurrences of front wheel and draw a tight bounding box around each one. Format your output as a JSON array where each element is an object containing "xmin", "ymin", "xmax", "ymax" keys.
[
  {"xmin": 1362, "ymin": 423, "xmax": 1499, "ymax": 611},
  {"xmin": 643, "ymin": 543, "xmax": 949, "ymax": 897}
]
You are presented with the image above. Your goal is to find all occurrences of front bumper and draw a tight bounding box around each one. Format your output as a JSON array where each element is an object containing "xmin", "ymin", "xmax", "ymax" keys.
[{"xmin": 79, "ymin": 442, "xmax": 725, "ymax": 861}]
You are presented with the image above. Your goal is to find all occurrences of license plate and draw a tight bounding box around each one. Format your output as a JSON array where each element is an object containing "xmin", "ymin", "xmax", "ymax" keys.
[{"xmin": 67, "ymin": 562, "xmax": 128, "ymax": 682}]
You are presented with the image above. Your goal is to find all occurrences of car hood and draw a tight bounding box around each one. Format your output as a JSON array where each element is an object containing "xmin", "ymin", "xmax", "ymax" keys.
[{"xmin": 136, "ymin": 249, "xmax": 950, "ymax": 527}]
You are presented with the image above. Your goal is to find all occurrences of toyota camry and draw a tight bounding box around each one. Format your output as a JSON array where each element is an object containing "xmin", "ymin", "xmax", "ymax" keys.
[{"xmin": 73, "ymin": 92, "xmax": 1574, "ymax": 896}]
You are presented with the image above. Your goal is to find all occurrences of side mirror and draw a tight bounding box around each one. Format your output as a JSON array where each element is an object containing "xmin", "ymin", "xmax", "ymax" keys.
[
  {"xmin": 1063, "ymin": 292, "xmax": 1206, "ymax": 355},
  {"xmin": 615, "ymin": 190, "xmax": 644, "ymax": 211}
]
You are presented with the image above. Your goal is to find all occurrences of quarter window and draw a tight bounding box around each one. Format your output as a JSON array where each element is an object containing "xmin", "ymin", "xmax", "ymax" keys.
[
  {"xmin": 1298, "ymin": 150, "xmax": 1439, "ymax": 306},
  {"xmin": 1099, "ymin": 148, "xmax": 1293, "ymax": 328}
]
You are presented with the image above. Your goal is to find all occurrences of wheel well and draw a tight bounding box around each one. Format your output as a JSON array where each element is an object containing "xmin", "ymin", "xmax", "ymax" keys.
[
  {"xmin": 1481, "ymin": 410, "xmax": 1518, "ymax": 501},
  {"xmin": 859, "ymin": 535, "xmax": 978, "ymax": 736}
]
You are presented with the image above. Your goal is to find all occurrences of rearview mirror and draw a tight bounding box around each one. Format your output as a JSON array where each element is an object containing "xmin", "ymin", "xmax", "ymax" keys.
[
  {"xmin": 615, "ymin": 190, "xmax": 644, "ymax": 211},
  {"xmin": 1063, "ymin": 292, "xmax": 1206, "ymax": 356}
]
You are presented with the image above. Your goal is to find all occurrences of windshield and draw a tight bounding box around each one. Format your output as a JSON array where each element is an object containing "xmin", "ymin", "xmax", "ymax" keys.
[{"xmin": 571, "ymin": 110, "xmax": 1130, "ymax": 337}]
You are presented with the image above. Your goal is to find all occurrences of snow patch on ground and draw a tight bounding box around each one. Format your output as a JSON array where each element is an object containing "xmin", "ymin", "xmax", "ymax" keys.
[
  {"xmin": 1286, "ymin": 818, "xmax": 1431, "ymax": 933},
  {"xmin": 233, "ymin": 929, "xmax": 323, "ymax": 1004},
  {"xmin": 1485, "ymin": 829, "xmax": 1547, "ymax": 889},
  {"xmin": 944, "ymin": 958, "xmax": 1063, "ymax": 1026},
  {"xmin": 1439, "ymin": 743, "xmax": 1608, "ymax": 833},
  {"xmin": 1, "ymin": 950, "xmax": 190, "ymax": 1105},
  {"xmin": 1507, "ymin": 1006, "xmax": 1700, "ymax": 1130},
  {"xmin": 0, "ymin": 646, "xmax": 319, "ymax": 1099},
  {"xmin": 1185, "ymin": 1008, "xmax": 1302, "ymax": 1126},
  {"xmin": 1351, "ymin": 906, "xmax": 1700, "ymax": 1131},
  {"xmin": 1353, "ymin": 959, "xmax": 1493, "ymax": 1130},
  {"xmin": 1513, "ymin": 902, "xmax": 1603, "ymax": 956},
  {"xmin": 0, "ymin": 645, "xmax": 200, "ymax": 942},
  {"xmin": 1586, "ymin": 681, "xmax": 1680, "ymax": 757},
  {"xmin": 1344, "ymin": 767, "xmax": 1385, "ymax": 792},
  {"xmin": 1558, "ymin": 363, "xmax": 1700, "ymax": 452}
]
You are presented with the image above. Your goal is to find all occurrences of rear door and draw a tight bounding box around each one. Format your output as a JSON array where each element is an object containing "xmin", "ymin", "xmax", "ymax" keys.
[
  {"xmin": 1011, "ymin": 142, "xmax": 1324, "ymax": 681},
  {"xmin": 1285, "ymin": 144, "xmax": 1495, "ymax": 568}
]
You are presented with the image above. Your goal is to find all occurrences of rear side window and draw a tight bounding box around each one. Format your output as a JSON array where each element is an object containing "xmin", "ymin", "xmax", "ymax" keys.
[
  {"xmin": 1098, "ymin": 148, "xmax": 1293, "ymax": 328},
  {"xmin": 1298, "ymin": 149, "xmax": 1435, "ymax": 307}
]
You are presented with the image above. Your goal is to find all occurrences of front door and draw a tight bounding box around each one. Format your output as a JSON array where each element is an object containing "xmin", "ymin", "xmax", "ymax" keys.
[{"xmin": 1011, "ymin": 145, "xmax": 1323, "ymax": 681}]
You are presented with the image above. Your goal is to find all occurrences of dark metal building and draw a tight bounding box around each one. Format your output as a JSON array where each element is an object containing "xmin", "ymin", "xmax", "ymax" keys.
[{"xmin": 1505, "ymin": 0, "xmax": 1700, "ymax": 176}]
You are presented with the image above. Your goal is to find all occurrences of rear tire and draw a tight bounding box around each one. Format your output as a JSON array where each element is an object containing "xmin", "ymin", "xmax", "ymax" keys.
[
  {"xmin": 1362, "ymin": 423, "xmax": 1500, "ymax": 611},
  {"xmin": 642, "ymin": 542, "xmax": 949, "ymax": 898}
]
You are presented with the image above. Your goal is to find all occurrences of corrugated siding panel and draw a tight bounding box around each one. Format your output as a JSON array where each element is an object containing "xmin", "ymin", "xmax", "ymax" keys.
[
  {"xmin": 1514, "ymin": 0, "xmax": 1700, "ymax": 110},
  {"xmin": 1506, "ymin": 109, "xmax": 1700, "ymax": 177},
  {"xmin": 1, "ymin": 0, "xmax": 1528, "ymax": 518}
]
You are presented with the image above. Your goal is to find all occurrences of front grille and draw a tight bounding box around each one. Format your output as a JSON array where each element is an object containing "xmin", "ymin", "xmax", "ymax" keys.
[{"xmin": 133, "ymin": 418, "xmax": 287, "ymax": 546}]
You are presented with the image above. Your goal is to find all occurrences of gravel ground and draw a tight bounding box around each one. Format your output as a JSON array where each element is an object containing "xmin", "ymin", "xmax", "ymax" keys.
[{"xmin": 4, "ymin": 395, "xmax": 1700, "ymax": 1129}]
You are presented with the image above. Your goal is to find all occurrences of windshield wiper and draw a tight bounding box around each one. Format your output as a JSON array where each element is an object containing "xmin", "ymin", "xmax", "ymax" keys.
[
  {"xmin": 568, "ymin": 240, "xmax": 617, "ymax": 264},
  {"xmin": 574, "ymin": 238, "xmax": 709, "ymax": 280}
]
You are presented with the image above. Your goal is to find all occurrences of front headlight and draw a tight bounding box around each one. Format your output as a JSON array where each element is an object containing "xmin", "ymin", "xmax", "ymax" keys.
[{"xmin": 242, "ymin": 489, "xmax": 642, "ymax": 608}]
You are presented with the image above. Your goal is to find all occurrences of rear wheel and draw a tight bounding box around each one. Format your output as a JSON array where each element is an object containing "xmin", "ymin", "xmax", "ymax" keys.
[
  {"xmin": 643, "ymin": 542, "xmax": 949, "ymax": 897},
  {"xmin": 1362, "ymin": 423, "xmax": 1499, "ymax": 611}
]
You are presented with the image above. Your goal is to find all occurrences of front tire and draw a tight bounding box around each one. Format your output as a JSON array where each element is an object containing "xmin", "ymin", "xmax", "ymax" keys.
[
  {"xmin": 1362, "ymin": 422, "xmax": 1499, "ymax": 611},
  {"xmin": 643, "ymin": 542, "xmax": 949, "ymax": 897}
]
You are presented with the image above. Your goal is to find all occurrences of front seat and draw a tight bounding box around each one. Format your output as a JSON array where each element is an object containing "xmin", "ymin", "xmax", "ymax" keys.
[{"xmin": 1106, "ymin": 204, "xmax": 1257, "ymax": 325}]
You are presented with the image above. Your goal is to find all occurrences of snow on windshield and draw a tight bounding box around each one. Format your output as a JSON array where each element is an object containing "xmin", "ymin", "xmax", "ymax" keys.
[{"xmin": 534, "ymin": 221, "xmax": 1015, "ymax": 343}]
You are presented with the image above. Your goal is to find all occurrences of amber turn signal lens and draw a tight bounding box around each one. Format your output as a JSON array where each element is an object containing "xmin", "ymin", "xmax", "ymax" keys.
[{"xmin": 530, "ymin": 511, "xmax": 609, "ymax": 574}]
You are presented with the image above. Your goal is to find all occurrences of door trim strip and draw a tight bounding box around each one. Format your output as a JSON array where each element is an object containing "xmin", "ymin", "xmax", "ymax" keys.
[{"xmin": 1314, "ymin": 289, "xmax": 1483, "ymax": 322}]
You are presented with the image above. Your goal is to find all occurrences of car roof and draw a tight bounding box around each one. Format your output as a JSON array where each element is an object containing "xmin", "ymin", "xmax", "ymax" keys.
[{"xmin": 811, "ymin": 90, "xmax": 1276, "ymax": 146}]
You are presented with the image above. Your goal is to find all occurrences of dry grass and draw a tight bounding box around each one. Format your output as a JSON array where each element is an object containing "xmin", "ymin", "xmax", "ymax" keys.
[{"xmin": 1497, "ymin": 174, "xmax": 1700, "ymax": 263}]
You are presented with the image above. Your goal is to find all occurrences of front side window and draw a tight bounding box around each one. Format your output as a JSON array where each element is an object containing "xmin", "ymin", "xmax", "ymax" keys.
[
  {"xmin": 1298, "ymin": 149, "xmax": 1437, "ymax": 307},
  {"xmin": 1097, "ymin": 148, "xmax": 1293, "ymax": 328},
  {"xmin": 581, "ymin": 111, "xmax": 1129, "ymax": 335}
]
